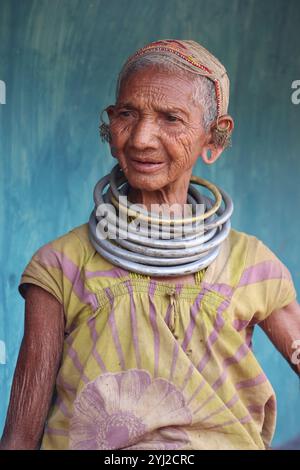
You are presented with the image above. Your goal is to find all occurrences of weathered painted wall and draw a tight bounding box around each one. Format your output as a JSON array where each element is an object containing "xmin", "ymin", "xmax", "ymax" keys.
[{"xmin": 0, "ymin": 0, "xmax": 299, "ymax": 446}]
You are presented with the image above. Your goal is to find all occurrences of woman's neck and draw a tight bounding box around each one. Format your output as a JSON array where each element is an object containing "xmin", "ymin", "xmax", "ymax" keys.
[{"xmin": 127, "ymin": 173, "xmax": 192, "ymax": 217}]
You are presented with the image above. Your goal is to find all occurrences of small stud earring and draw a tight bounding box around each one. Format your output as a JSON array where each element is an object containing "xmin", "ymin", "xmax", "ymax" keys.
[{"xmin": 99, "ymin": 108, "xmax": 112, "ymax": 143}]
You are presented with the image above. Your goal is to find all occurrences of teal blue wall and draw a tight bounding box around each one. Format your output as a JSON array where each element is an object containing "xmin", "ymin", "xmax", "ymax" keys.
[{"xmin": 0, "ymin": 0, "xmax": 299, "ymax": 447}]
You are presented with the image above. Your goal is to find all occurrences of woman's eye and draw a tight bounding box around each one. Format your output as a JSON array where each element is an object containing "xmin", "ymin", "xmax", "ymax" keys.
[
  {"xmin": 166, "ymin": 114, "xmax": 179, "ymax": 122},
  {"xmin": 119, "ymin": 110, "xmax": 131, "ymax": 117}
]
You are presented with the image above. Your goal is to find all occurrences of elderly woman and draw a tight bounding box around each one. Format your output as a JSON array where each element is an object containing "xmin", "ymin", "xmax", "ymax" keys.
[{"xmin": 1, "ymin": 39, "xmax": 299, "ymax": 451}]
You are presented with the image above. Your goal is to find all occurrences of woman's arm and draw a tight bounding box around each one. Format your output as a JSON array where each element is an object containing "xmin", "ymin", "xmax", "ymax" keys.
[
  {"xmin": 259, "ymin": 299, "xmax": 300, "ymax": 376},
  {"xmin": 0, "ymin": 284, "xmax": 64, "ymax": 449}
]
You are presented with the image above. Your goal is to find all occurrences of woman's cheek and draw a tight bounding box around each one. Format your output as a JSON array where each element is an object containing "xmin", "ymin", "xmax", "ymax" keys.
[
  {"xmin": 174, "ymin": 135, "xmax": 195, "ymax": 165},
  {"xmin": 111, "ymin": 122, "xmax": 131, "ymax": 147}
]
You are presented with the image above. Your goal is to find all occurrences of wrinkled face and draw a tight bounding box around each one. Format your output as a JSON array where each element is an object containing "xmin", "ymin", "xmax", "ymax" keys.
[{"xmin": 108, "ymin": 67, "xmax": 209, "ymax": 191}]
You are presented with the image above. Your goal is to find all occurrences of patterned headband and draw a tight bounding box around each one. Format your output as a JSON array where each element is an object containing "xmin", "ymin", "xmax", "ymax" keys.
[{"xmin": 123, "ymin": 39, "xmax": 230, "ymax": 119}]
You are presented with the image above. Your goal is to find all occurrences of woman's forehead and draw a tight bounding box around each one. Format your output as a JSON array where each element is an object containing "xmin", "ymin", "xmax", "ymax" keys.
[{"xmin": 117, "ymin": 68, "xmax": 196, "ymax": 107}]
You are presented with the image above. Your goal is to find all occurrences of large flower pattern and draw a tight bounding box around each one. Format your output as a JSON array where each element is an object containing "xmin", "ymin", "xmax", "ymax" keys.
[{"xmin": 69, "ymin": 369, "xmax": 192, "ymax": 450}]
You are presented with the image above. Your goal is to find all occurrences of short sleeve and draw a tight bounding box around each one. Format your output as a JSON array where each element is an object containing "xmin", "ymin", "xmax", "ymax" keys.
[
  {"xmin": 18, "ymin": 228, "xmax": 87, "ymax": 307},
  {"xmin": 19, "ymin": 244, "xmax": 64, "ymax": 304},
  {"xmin": 232, "ymin": 236, "xmax": 297, "ymax": 324}
]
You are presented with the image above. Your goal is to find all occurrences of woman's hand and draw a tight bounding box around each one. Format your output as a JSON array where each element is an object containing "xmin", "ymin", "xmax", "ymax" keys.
[{"xmin": 0, "ymin": 284, "xmax": 64, "ymax": 449}]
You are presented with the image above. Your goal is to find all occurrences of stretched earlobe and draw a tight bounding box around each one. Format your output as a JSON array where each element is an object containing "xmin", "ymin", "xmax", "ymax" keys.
[
  {"xmin": 110, "ymin": 146, "xmax": 118, "ymax": 159},
  {"xmin": 201, "ymin": 115, "xmax": 233, "ymax": 165},
  {"xmin": 201, "ymin": 148, "xmax": 220, "ymax": 165}
]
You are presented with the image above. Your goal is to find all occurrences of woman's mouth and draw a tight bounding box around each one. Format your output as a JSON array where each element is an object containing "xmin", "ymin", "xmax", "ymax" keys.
[{"xmin": 130, "ymin": 159, "xmax": 165, "ymax": 173}]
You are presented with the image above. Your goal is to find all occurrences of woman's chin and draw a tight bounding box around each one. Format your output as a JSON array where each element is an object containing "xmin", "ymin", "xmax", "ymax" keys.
[
  {"xmin": 117, "ymin": 160, "xmax": 169, "ymax": 192},
  {"xmin": 126, "ymin": 172, "xmax": 168, "ymax": 192}
]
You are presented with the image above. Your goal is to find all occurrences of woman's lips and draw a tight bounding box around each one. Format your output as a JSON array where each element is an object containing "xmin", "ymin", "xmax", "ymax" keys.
[{"xmin": 130, "ymin": 159, "xmax": 165, "ymax": 173}]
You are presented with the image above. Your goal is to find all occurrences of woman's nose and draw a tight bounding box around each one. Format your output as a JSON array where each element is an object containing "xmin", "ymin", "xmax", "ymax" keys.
[{"xmin": 130, "ymin": 118, "xmax": 159, "ymax": 150}]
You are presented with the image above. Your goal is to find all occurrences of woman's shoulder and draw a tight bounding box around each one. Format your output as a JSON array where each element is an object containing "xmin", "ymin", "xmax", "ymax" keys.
[
  {"xmin": 25, "ymin": 222, "xmax": 96, "ymax": 272},
  {"xmin": 51, "ymin": 222, "xmax": 91, "ymax": 255},
  {"xmin": 19, "ymin": 222, "xmax": 117, "ymax": 302},
  {"xmin": 213, "ymin": 227, "xmax": 297, "ymax": 322},
  {"xmin": 44, "ymin": 222, "xmax": 100, "ymax": 267},
  {"xmin": 204, "ymin": 227, "xmax": 253, "ymax": 288},
  {"xmin": 204, "ymin": 226, "xmax": 290, "ymax": 289},
  {"xmin": 228, "ymin": 227, "xmax": 292, "ymax": 271}
]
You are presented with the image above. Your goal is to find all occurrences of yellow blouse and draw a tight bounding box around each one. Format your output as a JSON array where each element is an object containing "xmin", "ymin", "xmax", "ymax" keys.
[{"xmin": 19, "ymin": 223, "xmax": 297, "ymax": 450}]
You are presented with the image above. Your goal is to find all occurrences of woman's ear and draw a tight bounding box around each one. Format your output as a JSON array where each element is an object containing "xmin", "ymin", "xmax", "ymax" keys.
[
  {"xmin": 105, "ymin": 106, "xmax": 120, "ymax": 158},
  {"xmin": 200, "ymin": 115, "xmax": 234, "ymax": 165},
  {"xmin": 106, "ymin": 105, "xmax": 116, "ymax": 123},
  {"xmin": 201, "ymin": 147, "xmax": 221, "ymax": 165}
]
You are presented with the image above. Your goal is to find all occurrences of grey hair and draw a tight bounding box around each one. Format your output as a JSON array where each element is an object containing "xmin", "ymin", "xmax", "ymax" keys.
[{"xmin": 116, "ymin": 53, "xmax": 218, "ymax": 131}]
